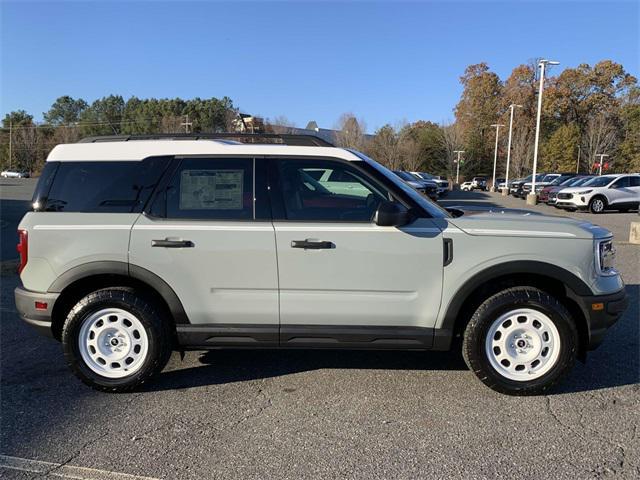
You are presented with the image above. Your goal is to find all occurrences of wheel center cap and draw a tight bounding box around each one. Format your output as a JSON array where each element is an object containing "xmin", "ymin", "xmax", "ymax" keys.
[
  {"xmin": 110, "ymin": 338, "xmax": 119, "ymax": 346},
  {"xmin": 516, "ymin": 339, "xmax": 527, "ymax": 348}
]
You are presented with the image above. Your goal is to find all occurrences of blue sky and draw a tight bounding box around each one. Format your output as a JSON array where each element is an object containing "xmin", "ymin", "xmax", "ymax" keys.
[{"xmin": 1, "ymin": 0, "xmax": 638, "ymax": 132}]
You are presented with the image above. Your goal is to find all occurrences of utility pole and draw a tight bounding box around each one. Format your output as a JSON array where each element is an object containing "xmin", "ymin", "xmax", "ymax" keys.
[
  {"xmin": 453, "ymin": 150, "xmax": 465, "ymax": 185},
  {"xmin": 595, "ymin": 153, "xmax": 609, "ymax": 175},
  {"xmin": 529, "ymin": 59, "xmax": 559, "ymax": 206},
  {"xmin": 181, "ymin": 115, "xmax": 192, "ymax": 134},
  {"xmin": 503, "ymin": 104, "xmax": 522, "ymax": 196},
  {"xmin": 8, "ymin": 120, "xmax": 12, "ymax": 169},
  {"xmin": 490, "ymin": 123, "xmax": 504, "ymax": 192}
]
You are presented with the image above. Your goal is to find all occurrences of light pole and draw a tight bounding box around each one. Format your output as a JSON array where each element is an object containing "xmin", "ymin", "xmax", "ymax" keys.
[
  {"xmin": 576, "ymin": 145, "xmax": 581, "ymax": 174},
  {"xmin": 503, "ymin": 104, "xmax": 522, "ymax": 196},
  {"xmin": 528, "ymin": 59, "xmax": 559, "ymax": 206},
  {"xmin": 490, "ymin": 123, "xmax": 504, "ymax": 192},
  {"xmin": 453, "ymin": 150, "xmax": 465, "ymax": 184},
  {"xmin": 595, "ymin": 153, "xmax": 609, "ymax": 175}
]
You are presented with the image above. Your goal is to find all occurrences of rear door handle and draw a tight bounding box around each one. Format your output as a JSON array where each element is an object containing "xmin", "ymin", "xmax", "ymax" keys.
[
  {"xmin": 152, "ymin": 238, "xmax": 194, "ymax": 248},
  {"xmin": 291, "ymin": 239, "xmax": 335, "ymax": 249}
]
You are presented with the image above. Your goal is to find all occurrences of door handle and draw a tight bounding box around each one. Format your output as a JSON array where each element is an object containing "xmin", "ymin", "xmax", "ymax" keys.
[
  {"xmin": 152, "ymin": 238, "xmax": 194, "ymax": 248},
  {"xmin": 291, "ymin": 239, "xmax": 335, "ymax": 249}
]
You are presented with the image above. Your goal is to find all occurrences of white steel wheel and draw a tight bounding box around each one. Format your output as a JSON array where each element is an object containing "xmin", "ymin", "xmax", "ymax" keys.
[
  {"xmin": 78, "ymin": 308, "xmax": 149, "ymax": 379},
  {"xmin": 485, "ymin": 308, "xmax": 561, "ymax": 381}
]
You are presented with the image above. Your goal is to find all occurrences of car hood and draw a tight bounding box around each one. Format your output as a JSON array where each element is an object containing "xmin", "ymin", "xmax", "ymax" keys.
[
  {"xmin": 446, "ymin": 206, "xmax": 611, "ymax": 239},
  {"xmin": 557, "ymin": 186, "xmax": 598, "ymax": 194}
]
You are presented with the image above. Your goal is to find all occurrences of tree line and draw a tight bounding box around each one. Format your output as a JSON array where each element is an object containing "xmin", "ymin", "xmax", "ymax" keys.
[
  {"xmin": 0, "ymin": 95, "xmax": 236, "ymax": 173},
  {"xmin": 1, "ymin": 59, "xmax": 638, "ymax": 180},
  {"xmin": 347, "ymin": 60, "xmax": 638, "ymax": 179}
]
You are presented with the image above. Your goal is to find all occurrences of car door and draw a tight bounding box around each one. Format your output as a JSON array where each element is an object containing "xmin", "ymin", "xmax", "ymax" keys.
[
  {"xmin": 607, "ymin": 176, "xmax": 632, "ymax": 206},
  {"xmin": 129, "ymin": 156, "xmax": 279, "ymax": 346},
  {"xmin": 270, "ymin": 157, "xmax": 445, "ymax": 348},
  {"xmin": 629, "ymin": 176, "xmax": 640, "ymax": 205}
]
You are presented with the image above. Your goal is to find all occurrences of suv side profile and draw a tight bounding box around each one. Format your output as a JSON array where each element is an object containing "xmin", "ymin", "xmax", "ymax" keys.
[
  {"xmin": 15, "ymin": 134, "xmax": 628, "ymax": 395},
  {"xmin": 556, "ymin": 174, "xmax": 640, "ymax": 213}
]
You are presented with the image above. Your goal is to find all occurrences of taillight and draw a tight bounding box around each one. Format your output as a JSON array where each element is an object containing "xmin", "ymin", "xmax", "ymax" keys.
[{"xmin": 17, "ymin": 229, "xmax": 28, "ymax": 274}]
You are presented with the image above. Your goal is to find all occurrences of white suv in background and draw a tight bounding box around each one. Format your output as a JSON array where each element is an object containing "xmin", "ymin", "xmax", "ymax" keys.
[{"xmin": 555, "ymin": 174, "xmax": 640, "ymax": 213}]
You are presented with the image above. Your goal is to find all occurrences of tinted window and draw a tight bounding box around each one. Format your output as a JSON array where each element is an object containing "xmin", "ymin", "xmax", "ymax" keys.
[
  {"xmin": 43, "ymin": 158, "xmax": 168, "ymax": 212},
  {"xmin": 163, "ymin": 158, "xmax": 253, "ymax": 220},
  {"xmin": 630, "ymin": 176, "xmax": 640, "ymax": 187},
  {"xmin": 583, "ymin": 175, "xmax": 616, "ymax": 187},
  {"xmin": 612, "ymin": 177, "xmax": 630, "ymax": 188},
  {"xmin": 278, "ymin": 159, "xmax": 388, "ymax": 221},
  {"xmin": 32, "ymin": 162, "xmax": 59, "ymax": 210}
]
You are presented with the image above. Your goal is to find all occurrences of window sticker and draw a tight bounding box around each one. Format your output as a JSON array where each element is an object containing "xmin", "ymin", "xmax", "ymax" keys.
[{"xmin": 179, "ymin": 169, "xmax": 244, "ymax": 210}]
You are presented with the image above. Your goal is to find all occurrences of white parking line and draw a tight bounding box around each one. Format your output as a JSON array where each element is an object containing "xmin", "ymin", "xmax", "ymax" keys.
[{"xmin": 0, "ymin": 455, "xmax": 160, "ymax": 480}]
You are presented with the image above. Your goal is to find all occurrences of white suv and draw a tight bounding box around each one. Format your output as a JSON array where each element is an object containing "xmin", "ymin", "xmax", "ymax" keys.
[{"xmin": 556, "ymin": 174, "xmax": 640, "ymax": 213}]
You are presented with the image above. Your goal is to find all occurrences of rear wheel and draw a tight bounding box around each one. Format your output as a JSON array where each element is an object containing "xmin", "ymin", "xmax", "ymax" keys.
[
  {"xmin": 589, "ymin": 196, "xmax": 606, "ymax": 214},
  {"xmin": 463, "ymin": 287, "xmax": 578, "ymax": 395},
  {"xmin": 62, "ymin": 287, "xmax": 173, "ymax": 392}
]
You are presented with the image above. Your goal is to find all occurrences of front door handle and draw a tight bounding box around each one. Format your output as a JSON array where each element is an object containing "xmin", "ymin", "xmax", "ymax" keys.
[
  {"xmin": 152, "ymin": 238, "xmax": 194, "ymax": 248},
  {"xmin": 291, "ymin": 239, "xmax": 335, "ymax": 249}
]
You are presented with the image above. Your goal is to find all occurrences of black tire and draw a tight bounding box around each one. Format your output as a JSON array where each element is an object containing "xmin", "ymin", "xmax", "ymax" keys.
[
  {"xmin": 462, "ymin": 287, "xmax": 578, "ymax": 396},
  {"xmin": 589, "ymin": 196, "xmax": 607, "ymax": 214},
  {"xmin": 62, "ymin": 287, "xmax": 173, "ymax": 393}
]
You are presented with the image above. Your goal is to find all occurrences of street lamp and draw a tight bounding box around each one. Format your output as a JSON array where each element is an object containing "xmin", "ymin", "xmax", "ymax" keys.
[
  {"xmin": 453, "ymin": 150, "xmax": 465, "ymax": 184},
  {"xmin": 503, "ymin": 104, "xmax": 522, "ymax": 196},
  {"xmin": 595, "ymin": 153, "xmax": 610, "ymax": 175},
  {"xmin": 528, "ymin": 59, "xmax": 559, "ymax": 206},
  {"xmin": 490, "ymin": 123, "xmax": 505, "ymax": 192}
]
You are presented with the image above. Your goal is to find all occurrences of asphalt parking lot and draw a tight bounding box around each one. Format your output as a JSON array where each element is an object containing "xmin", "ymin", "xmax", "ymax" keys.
[{"xmin": 1, "ymin": 182, "xmax": 638, "ymax": 479}]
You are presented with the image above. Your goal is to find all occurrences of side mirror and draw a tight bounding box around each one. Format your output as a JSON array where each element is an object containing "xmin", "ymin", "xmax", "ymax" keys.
[{"xmin": 374, "ymin": 201, "xmax": 411, "ymax": 227}]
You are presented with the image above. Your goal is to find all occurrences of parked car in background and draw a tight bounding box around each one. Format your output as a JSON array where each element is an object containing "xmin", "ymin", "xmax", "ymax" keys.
[
  {"xmin": 394, "ymin": 170, "xmax": 438, "ymax": 200},
  {"xmin": 540, "ymin": 175, "xmax": 592, "ymax": 204},
  {"xmin": 411, "ymin": 172, "xmax": 449, "ymax": 196},
  {"xmin": 509, "ymin": 178, "xmax": 525, "ymax": 195},
  {"xmin": 556, "ymin": 174, "xmax": 640, "ymax": 213},
  {"xmin": 1, "ymin": 170, "xmax": 30, "ymax": 178},
  {"xmin": 513, "ymin": 174, "xmax": 547, "ymax": 198},
  {"xmin": 460, "ymin": 181, "xmax": 473, "ymax": 191},
  {"xmin": 304, "ymin": 167, "xmax": 373, "ymax": 197},
  {"xmin": 471, "ymin": 176, "xmax": 487, "ymax": 191},
  {"xmin": 549, "ymin": 176, "xmax": 596, "ymax": 206},
  {"xmin": 520, "ymin": 173, "xmax": 557, "ymax": 197}
]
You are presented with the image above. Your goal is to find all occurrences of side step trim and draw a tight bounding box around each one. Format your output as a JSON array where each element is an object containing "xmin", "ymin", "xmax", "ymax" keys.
[{"xmin": 177, "ymin": 324, "xmax": 440, "ymax": 350}]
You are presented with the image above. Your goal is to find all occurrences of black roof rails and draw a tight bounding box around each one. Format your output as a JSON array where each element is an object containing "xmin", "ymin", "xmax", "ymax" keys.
[{"xmin": 78, "ymin": 133, "xmax": 334, "ymax": 147}]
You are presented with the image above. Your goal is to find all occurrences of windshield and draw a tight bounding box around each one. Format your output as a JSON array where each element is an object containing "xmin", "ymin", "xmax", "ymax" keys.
[
  {"xmin": 393, "ymin": 170, "xmax": 417, "ymax": 182},
  {"xmin": 551, "ymin": 175, "xmax": 574, "ymax": 186},
  {"xmin": 353, "ymin": 151, "xmax": 451, "ymax": 218},
  {"xmin": 416, "ymin": 172, "xmax": 434, "ymax": 180},
  {"xmin": 542, "ymin": 174, "xmax": 558, "ymax": 182},
  {"xmin": 568, "ymin": 176, "xmax": 592, "ymax": 186},
  {"xmin": 583, "ymin": 176, "xmax": 616, "ymax": 187}
]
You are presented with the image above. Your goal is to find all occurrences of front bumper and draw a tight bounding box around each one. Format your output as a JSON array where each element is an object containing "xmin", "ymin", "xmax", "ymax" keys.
[
  {"xmin": 14, "ymin": 286, "xmax": 59, "ymax": 338},
  {"xmin": 570, "ymin": 288, "xmax": 628, "ymax": 350}
]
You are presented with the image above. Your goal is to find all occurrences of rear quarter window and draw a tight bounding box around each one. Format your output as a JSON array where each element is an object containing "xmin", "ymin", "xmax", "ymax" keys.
[{"xmin": 39, "ymin": 157, "xmax": 170, "ymax": 213}]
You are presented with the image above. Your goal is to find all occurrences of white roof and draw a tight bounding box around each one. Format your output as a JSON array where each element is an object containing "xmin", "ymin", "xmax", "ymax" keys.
[{"xmin": 46, "ymin": 140, "xmax": 360, "ymax": 162}]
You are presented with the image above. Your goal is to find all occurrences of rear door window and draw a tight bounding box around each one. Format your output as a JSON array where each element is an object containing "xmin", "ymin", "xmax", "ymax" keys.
[{"xmin": 160, "ymin": 158, "xmax": 255, "ymax": 220}]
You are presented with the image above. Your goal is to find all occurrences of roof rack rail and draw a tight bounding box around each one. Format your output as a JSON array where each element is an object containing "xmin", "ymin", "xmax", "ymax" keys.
[{"xmin": 78, "ymin": 133, "xmax": 334, "ymax": 147}]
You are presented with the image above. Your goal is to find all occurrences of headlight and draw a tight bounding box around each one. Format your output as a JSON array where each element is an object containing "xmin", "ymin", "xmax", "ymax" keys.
[
  {"xmin": 577, "ymin": 190, "xmax": 593, "ymax": 195},
  {"xmin": 596, "ymin": 239, "xmax": 617, "ymax": 276}
]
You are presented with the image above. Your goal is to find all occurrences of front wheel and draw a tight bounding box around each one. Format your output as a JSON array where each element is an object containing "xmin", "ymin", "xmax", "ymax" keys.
[
  {"xmin": 62, "ymin": 287, "xmax": 173, "ymax": 392},
  {"xmin": 589, "ymin": 196, "xmax": 606, "ymax": 214},
  {"xmin": 463, "ymin": 287, "xmax": 578, "ymax": 395}
]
